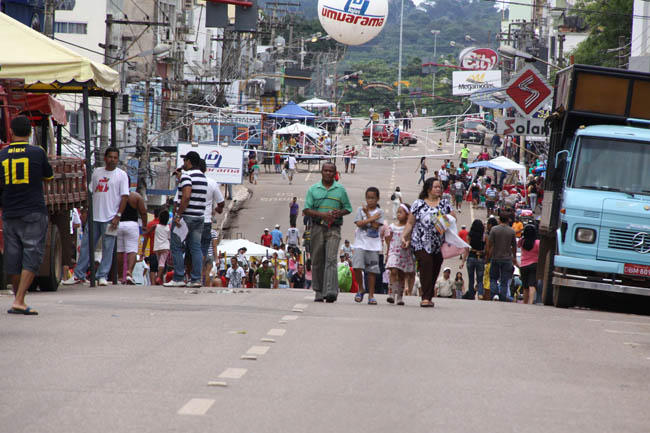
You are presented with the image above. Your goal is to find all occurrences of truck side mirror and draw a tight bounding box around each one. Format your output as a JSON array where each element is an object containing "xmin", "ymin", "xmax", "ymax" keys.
[{"xmin": 555, "ymin": 149, "xmax": 569, "ymax": 167}]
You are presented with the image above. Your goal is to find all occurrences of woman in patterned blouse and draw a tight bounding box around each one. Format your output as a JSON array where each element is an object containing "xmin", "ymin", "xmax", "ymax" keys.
[{"xmin": 401, "ymin": 177, "xmax": 457, "ymax": 307}]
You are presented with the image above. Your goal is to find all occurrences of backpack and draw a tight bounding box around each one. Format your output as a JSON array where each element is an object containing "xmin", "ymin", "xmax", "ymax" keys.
[{"xmin": 390, "ymin": 193, "xmax": 396, "ymax": 201}]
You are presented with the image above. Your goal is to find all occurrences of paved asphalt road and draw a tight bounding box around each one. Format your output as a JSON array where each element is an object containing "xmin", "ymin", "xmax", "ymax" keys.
[
  {"xmin": 1, "ymin": 285, "xmax": 649, "ymax": 433},
  {"xmin": 2, "ymin": 118, "xmax": 648, "ymax": 432}
]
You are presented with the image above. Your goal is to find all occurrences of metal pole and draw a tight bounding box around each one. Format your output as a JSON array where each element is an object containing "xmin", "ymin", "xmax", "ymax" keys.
[
  {"xmin": 82, "ymin": 87, "xmax": 96, "ymax": 287},
  {"xmin": 432, "ymin": 31, "xmax": 438, "ymax": 104},
  {"xmin": 397, "ymin": 0, "xmax": 404, "ymax": 109},
  {"xmin": 99, "ymin": 14, "xmax": 113, "ymax": 159}
]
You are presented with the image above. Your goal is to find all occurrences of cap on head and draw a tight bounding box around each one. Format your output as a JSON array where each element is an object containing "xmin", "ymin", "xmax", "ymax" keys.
[
  {"xmin": 275, "ymin": 224, "xmax": 280, "ymax": 228},
  {"xmin": 443, "ymin": 267, "xmax": 451, "ymax": 273},
  {"xmin": 182, "ymin": 151, "xmax": 202, "ymax": 167},
  {"xmin": 461, "ymin": 225, "xmax": 466, "ymax": 229},
  {"xmin": 264, "ymin": 228, "xmax": 269, "ymax": 232}
]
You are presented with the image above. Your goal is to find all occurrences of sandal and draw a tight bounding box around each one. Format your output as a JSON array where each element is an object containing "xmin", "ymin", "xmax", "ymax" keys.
[
  {"xmin": 420, "ymin": 300, "xmax": 435, "ymax": 308},
  {"xmin": 368, "ymin": 298, "xmax": 377, "ymax": 305},
  {"xmin": 354, "ymin": 292, "xmax": 365, "ymax": 303},
  {"xmin": 386, "ymin": 296, "xmax": 394, "ymax": 304}
]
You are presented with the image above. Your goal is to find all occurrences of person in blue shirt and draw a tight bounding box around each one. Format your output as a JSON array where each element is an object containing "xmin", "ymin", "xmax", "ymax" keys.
[{"xmin": 270, "ymin": 224, "xmax": 283, "ymax": 248}]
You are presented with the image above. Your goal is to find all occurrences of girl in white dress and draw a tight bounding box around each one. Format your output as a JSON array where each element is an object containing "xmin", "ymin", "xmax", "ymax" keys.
[{"xmin": 384, "ymin": 203, "xmax": 415, "ymax": 305}]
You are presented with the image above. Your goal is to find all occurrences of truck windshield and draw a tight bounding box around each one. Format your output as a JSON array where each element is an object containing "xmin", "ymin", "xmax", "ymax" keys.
[
  {"xmin": 571, "ymin": 136, "xmax": 650, "ymax": 195},
  {"xmin": 463, "ymin": 121, "xmax": 482, "ymax": 130}
]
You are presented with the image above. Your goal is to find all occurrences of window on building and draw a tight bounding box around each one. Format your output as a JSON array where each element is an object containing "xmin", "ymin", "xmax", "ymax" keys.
[
  {"xmin": 56, "ymin": 0, "xmax": 76, "ymax": 11},
  {"xmin": 54, "ymin": 22, "xmax": 87, "ymax": 34}
]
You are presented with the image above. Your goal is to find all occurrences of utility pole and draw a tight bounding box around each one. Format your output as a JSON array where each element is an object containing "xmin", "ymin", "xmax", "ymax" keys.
[
  {"xmin": 431, "ymin": 30, "xmax": 440, "ymax": 107},
  {"xmin": 99, "ymin": 15, "xmax": 114, "ymax": 162},
  {"xmin": 44, "ymin": 0, "xmax": 55, "ymax": 38},
  {"xmin": 557, "ymin": 33, "xmax": 565, "ymax": 68},
  {"xmin": 618, "ymin": 35, "xmax": 627, "ymax": 69},
  {"xmin": 396, "ymin": 0, "xmax": 404, "ymax": 109},
  {"xmin": 138, "ymin": 79, "xmax": 151, "ymax": 200}
]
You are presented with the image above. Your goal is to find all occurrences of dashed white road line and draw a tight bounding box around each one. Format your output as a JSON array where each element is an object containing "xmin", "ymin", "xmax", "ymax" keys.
[
  {"xmin": 293, "ymin": 303, "xmax": 308, "ymax": 309},
  {"xmin": 281, "ymin": 315, "xmax": 298, "ymax": 321},
  {"xmin": 247, "ymin": 345, "xmax": 270, "ymax": 356},
  {"xmin": 268, "ymin": 328, "xmax": 286, "ymax": 336},
  {"xmin": 218, "ymin": 368, "xmax": 247, "ymax": 379},
  {"xmin": 178, "ymin": 398, "xmax": 215, "ymax": 415},
  {"xmin": 604, "ymin": 329, "xmax": 650, "ymax": 336},
  {"xmin": 588, "ymin": 319, "xmax": 650, "ymax": 327}
]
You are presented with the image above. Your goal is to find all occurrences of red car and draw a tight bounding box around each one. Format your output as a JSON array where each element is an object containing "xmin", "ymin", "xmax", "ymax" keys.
[{"xmin": 362, "ymin": 124, "xmax": 417, "ymax": 146}]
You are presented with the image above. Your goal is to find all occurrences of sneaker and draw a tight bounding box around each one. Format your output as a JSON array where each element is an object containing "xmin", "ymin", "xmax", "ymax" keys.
[
  {"xmin": 187, "ymin": 281, "xmax": 202, "ymax": 288},
  {"xmin": 163, "ymin": 280, "xmax": 186, "ymax": 287},
  {"xmin": 492, "ymin": 294, "xmax": 499, "ymax": 301},
  {"xmin": 396, "ymin": 294, "xmax": 404, "ymax": 305},
  {"xmin": 62, "ymin": 276, "xmax": 85, "ymax": 285},
  {"xmin": 125, "ymin": 275, "xmax": 136, "ymax": 285},
  {"xmin": 98, "ymin": 278, "xmax": 109, "ymax": 286}
]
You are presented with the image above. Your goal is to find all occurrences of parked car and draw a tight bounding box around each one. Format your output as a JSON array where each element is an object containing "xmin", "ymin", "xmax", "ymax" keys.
[
  {"xmin": 458, "ymin": 117, "xmax": 487, "ymax": 144},
  {"xmin": 362, "ymin": 123, "xmax": 417, "ymax": 145}
]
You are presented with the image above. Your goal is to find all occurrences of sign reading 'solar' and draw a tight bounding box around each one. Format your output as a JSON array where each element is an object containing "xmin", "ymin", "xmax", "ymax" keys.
[
  {"xmin": 176, "ymin": 143, "xmax": 244, "ymax": 185},
  {"xmin": 497, "ymin": 117, "xmax": 549, "ymax": 136},
  {"xmin": 452, "ymin": 70, "xmax": 502, "ymax": 95}
]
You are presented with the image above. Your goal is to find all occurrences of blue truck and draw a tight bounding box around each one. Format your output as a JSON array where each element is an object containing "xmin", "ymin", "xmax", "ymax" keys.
[{"xmin": 539, "ymin": 65, "xmax": 650, "ymax": 308}]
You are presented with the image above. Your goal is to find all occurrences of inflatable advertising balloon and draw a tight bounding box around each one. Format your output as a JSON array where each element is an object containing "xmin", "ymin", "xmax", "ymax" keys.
[{"xmin": 318, "ymin": 0, "xmax": 388, "ymax": 46}]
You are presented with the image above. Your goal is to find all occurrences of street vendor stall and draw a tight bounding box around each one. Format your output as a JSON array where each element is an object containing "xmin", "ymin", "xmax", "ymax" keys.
[
  {"xmin": 0, "ymin": 12, "xmax": 120, "ymax": 287},
  {"xmin": 218, "ymin": 239, "xmax": 286, "ymax": 259}
]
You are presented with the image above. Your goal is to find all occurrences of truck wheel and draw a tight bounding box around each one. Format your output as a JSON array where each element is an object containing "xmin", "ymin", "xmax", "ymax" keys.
[
  {"xmin": 36, "ymin": 224, "xmax": 63, "ymax": 292},
  {"xmin": 553, "ymin": 284, "xmax": 576, "ymax": 308}
]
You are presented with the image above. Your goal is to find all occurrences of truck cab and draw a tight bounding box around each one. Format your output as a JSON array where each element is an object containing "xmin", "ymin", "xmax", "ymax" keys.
[{"xmin": 539, "ymin": 65, "xmax": 650, "ymax": 307}]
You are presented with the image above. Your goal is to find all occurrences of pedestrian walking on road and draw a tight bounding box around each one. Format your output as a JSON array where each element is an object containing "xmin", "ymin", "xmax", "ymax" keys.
[
  {"xmin": 416, "ymin": 157, "xmax": 428, "ymax": 184},
  {"xmin": 518, "ymin": 224, "xmax": 540, "ymax": 304},
  {"xmin": 63, "ymin": 146, "xmax": 129, "ymax": 287},
  {"xmin": 2, "ymin": 116, "xmax": 53, "ymax": 315},
  {"xmin": 164, "ymin": 151, "xmax": 207, "ymax": 288},
  {"xmin": 350, "ymin": 148, "xmax": 358, "ymax": 173},
  {"xmin": 384, "ymin": 203, "xmax": 415, "ymax": 305},
  {"xmin": 116, "ymin": 191, "xmax": 147, "ymax": 284},
  {"xmin": 391, "ymin": 186, "xmax": 403, "ymax": 219},
  {"xmin": 289, "ymin": 197, "xmax": 299, "ymax": 227},
  {"xmin": 261, "ymin": 228, "xmax": 272, "ymax": 247},
  {"xmin": 270, "ymin": 224, "xmax": 283, "ymax": 248},
  {"xmin": 153, "ymin": 210, "xmax": 171, "ymax": 285},
  {"xmin": 352, "ymin": 187, "xmax": 385, "ymax": 305},
  {"xmin": 459, "ymin": 143, "xmax": 470, "ymax": 167},
  {"xmin": 274, "ymin": 153, "xmax": 282, "ymax": 173},
  {"xmin": 287, "ymin": 154, "xmax": 297, "ymax": 184},
  {"xmin": 226, "ymin": 257, "xmax": 246, "ymax": 288},
  {"xmin": 485, "ymin": 212, "xmax": 518, "ymax": 301},
  {"xmin": 343, "ymin": 145, "xmax": 353, "ymax": 173},
  {"xmin": 303, "ymin": 163, "xmax": 352, "ymax": 302},
  {"xmin": 435, "ymin": 267, "xmax": 454, "ymax": 298},
  {"xmin": 401, "ymin": 177, "xmax": 456, "ymax": 307}
]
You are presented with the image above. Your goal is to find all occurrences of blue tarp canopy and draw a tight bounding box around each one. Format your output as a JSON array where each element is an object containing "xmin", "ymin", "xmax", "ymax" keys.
[
  {"xmin": 466, "ymin": 160, "xmax": 508, "ymax": 172},
  {"xmin": 267, "ymin": 101, "xmax": 315, "ymax": 119}
]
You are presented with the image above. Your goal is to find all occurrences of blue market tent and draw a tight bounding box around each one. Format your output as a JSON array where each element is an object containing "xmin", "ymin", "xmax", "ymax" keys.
[
  {"xmin": 267, "ymin": 101, "xmax": 315, "ymax": 119},
  {"xmin": 466, "ymin": 160, "xmax": 508, "ymax": 172}
]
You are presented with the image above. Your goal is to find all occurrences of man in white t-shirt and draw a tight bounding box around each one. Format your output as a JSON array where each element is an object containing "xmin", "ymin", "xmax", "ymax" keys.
[
  {"xmin": 198, "ymin": 160, "xmax": 225, "ymax": 282},
  {"xmin": 287, "ymin": 154, "xmax": 297, "ymax": 184},
  {"xmin": 286, "ymin": 223, "xmax": 301, "ymax": 255},
  {"xmin": 63, "ymin": 147, "xmax": 129, "ymax": 286}
]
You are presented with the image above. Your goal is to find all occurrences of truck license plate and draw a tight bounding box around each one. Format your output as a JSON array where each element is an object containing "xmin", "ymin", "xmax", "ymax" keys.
[{"xmin": 623, "ymin": 263, "xmax": 650, "ymax": 277}]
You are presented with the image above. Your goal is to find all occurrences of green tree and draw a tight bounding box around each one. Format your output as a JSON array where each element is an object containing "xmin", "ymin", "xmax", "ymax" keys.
[{"xmin": 571, "ymin": 0, "xmax": 633, "ymax": 67}]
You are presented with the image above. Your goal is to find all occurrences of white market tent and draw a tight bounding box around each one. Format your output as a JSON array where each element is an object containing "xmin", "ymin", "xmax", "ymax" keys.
[
  {"xmin": 491, "ymin": 156, "xmax": 527, "ymax": 183},
  {"xmin": 273, "ymin": 123, "xmax": 329, "ymax": 139},
  {"xmin": 298, "ymin": 97, "xmax": 336, "ymax": 110},
  {"xmin": 217, "ymin": 239, "xmax": 286, "ymax": 259}
]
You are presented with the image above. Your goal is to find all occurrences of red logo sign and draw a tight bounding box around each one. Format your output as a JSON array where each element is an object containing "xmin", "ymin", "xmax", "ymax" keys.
[
  {"xmin": 459, "ymin": 47, "xmax": 499, "ymax": 71},
  {"xmin": 505, "ymin": 66, "xmax": 553, "ymax": 117}
]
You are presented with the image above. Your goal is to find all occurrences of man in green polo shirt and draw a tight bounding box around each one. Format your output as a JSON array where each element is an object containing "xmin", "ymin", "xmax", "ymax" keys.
[
  {"xmin": 459, "ymin": 143, "xmax": 470, "ymax": 166},
  {"xmin": 303, "ymin": 162, "xmax": 352, "ymax": 303}
]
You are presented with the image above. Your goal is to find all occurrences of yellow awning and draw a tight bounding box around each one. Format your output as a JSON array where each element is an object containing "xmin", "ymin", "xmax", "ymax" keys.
[{"xmin": 0, "ymin": 13, "xmax": 120, "ymax": 94}]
